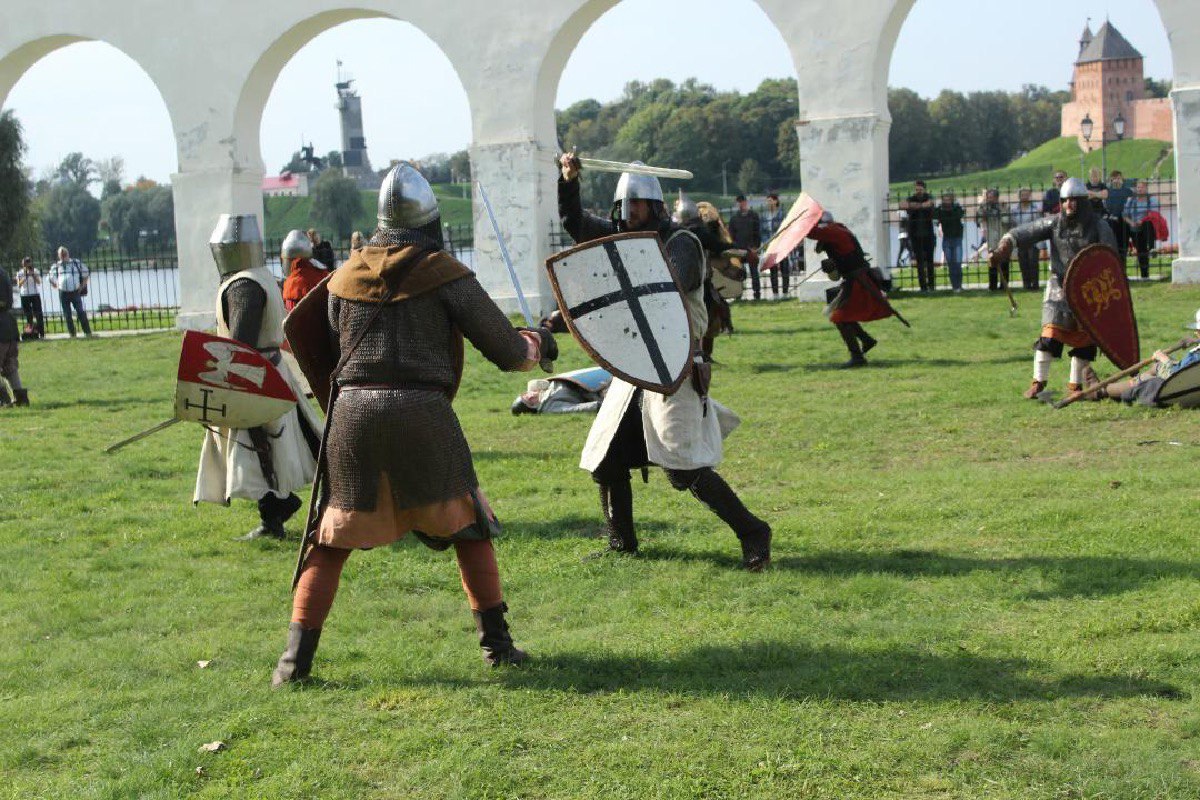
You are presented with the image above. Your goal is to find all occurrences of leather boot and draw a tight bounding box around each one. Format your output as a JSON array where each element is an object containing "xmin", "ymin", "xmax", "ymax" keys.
[
  {"xmin": 13, "ymin": 389, "xmax": 29, "ymax": 407},
  {"xmin": 599, "ymin": 481, "xmax": 638, "ymax": 554},
  {"xmin": 858, "ymin": 330, "xmax": 878, "ymax": 355},
  {"xmin": 473, "ymin": 602, "xmax": 528, "ymax": 666},
  {"xmin": 271, "ymin": 622, "xmax": 321, "ymax": 687},
  {"xmin": 1023, "ymin": 380, "xmax": 1047, "ymax": 399},
  {"xmin": 837, "ymin": 324, "xmax": 867, "ymax": 368},
  {"xmin": 688, "ymin": 469, "xmax": 772, "ymax": 571},
  {"xmin": 239, "ymin": 493, "xmax": 303, "ymax": 540}
]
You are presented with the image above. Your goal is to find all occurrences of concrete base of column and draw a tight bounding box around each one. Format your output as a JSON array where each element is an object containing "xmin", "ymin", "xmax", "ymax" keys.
[{"xmin": 1172, "ymin": 257, "xmax": 1200, "ymax": 284}]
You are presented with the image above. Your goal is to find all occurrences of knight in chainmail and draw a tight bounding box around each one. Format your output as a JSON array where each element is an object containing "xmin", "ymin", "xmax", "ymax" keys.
[
  {"xmin": 558, "ymin": 153, "xmax": 771, "ymax": 571},
  {"xmin": 194, "ymin": 214, "xmax": 321, "ymax": 540},
  {"xmin": 991, "ymin": 177, "xmax": 1118, "ymax": 398},
  {"xmin": 272, "ymin": 163, "xmax": 557, "ymax": 686}
]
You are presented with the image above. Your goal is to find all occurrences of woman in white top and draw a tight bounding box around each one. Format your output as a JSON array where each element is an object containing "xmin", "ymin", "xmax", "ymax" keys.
[{"xmin": 14, "ymin": 257, "xmax": 43, "ymax": 338}]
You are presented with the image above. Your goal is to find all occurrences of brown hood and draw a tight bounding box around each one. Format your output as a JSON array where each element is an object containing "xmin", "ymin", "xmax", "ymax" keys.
[{"xmin": 327, "ymin": 244, "xmax": 471, "ymax": 303}]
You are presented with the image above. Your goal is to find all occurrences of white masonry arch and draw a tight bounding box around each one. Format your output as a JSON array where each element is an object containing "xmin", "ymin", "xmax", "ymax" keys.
[{"xmin": 3, "ymin": 0, "xmax": 1199, "ymax": 329}]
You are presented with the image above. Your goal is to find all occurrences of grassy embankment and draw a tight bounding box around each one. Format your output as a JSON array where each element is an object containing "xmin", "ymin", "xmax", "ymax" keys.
[{"xmin": 3, "ymin": 284, "xmax": 1200, "ymax": 798}]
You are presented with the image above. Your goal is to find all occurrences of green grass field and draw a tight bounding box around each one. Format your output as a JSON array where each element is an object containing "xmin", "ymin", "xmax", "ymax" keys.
[
  {"xmin": 264, "ymin": 185, "xmax": 474, "ymax": 240},
  {"xmin": 4, "ymin": 284, "xmax": 1200, "ymax": 798}
]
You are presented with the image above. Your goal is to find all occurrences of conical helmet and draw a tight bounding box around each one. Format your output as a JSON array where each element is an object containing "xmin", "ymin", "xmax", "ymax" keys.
[
  {"xmin": 613, "ymin": 162, "xmax": 663, "ymax": 223},
  {"xmin": 377, "ymin": 162, "xmax": 440, "ymax": 230},
  {"xmin": 209, "ymin": 214, "xmax": 264, "ymax": 276},
  {"xmin": 674, "ymin": 189, "xmax": 698, "ymax": 224},
  {"xmin": 280, "ymin": 229, "xmax": 313, "ymax": 261},
  {"xmin": 1060, "ymin": 177, "xmax": 1089, "ymax": 199}
]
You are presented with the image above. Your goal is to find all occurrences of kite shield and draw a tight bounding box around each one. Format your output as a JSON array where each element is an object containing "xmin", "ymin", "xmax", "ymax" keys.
[
  {"xmin": 175, "ymin": 331, "xmax": 297, "ymax": 428},
  {"xmin": 1064, "ymin": 243, "xmax": 1140, "ymax": 369},
  {"xmin": 761, "ymin": 193, "xmax": 824, "ymax": 272},
  {"xmin": 546, "ymin": 232, "xmax": 692, "ymax": 394}
]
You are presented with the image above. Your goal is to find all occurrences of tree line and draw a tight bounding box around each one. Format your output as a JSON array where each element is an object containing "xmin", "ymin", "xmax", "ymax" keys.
[{"xmin": 0, "ymin": 112, "xmax": 175, "ymax": 260}]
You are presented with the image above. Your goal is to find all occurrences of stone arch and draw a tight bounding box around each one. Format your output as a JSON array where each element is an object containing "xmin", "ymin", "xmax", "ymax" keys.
[{"xmin": 232, "ymin": 9, "xmax": 471, "ymax": 175}]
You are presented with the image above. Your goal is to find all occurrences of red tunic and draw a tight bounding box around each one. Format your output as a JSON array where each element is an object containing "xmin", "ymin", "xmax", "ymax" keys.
[
  {"xmin": 282, "ymin": 258, "xmax": 327, "ymax": 311},
  {"xmin": 807, "ymin": 223, "xmax": 893, "ymax": 324}
]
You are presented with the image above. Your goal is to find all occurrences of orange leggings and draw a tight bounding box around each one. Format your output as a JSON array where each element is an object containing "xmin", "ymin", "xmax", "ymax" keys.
[{"xmin": 291, "ymin": 539, "xmax": 503, "ymax": 628}]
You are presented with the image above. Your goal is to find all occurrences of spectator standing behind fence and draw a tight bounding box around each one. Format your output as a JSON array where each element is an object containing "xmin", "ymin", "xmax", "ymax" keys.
[
  {"xmin": 0, "ymin": 267, "xmax": 29, "ymax": 406},
  {"xmin": 1010, "ymin": 188, "xmax": 1042, "ymax": 291},
  {"xmin": 1085, "ymin": 167, "xmax": 1108, "ymax": 217},
  {"xmin": 759, "ymin": 193, "xmax": 790, "ymax": 299},
  {"xmin": 932, "ymin": 191, "xmax": 965, "ymax": 292},
  {"xmin": 307, "ymin": 228, "xmax": 336, "ymax": 270},
  {"xmin": 1043, "ymin": 170, "xmax": 1067, "ymax": 215},
  {"xmin": 975, "ymin": 189, "xmax": 1012, "ymax": 291},
  {"xmin": 15, "ymin": 257, "xmax": 44, "ymax": 338},
  {"xmin": 1105, "ymin": 171, "xmax": 1133, "ymax": 260},
  {"xmin": 900, "ymin": 180, "xmax": 936, "ymax": 292},
  {"xmin": 1124, "ymin": 180, "xmax": 1160, "ymax": 279},
  {"xmin": 727, "ymin": 195, "xmax": 762, "ymax": 300},
  {"xmin": 47, "ymin": 246, "xmax": 92, "ymax": 338}
]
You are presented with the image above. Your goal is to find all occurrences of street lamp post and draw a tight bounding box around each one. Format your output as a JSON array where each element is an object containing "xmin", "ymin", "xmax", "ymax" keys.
[{"xmin": 1080, "ymin": 111, "xmax": 1126, "ymax": 178}]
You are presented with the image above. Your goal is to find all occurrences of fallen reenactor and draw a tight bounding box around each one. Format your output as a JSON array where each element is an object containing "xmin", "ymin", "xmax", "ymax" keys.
[{"xmin": 511, "ymin": 366, "xmax": 611, "ymax": 415}]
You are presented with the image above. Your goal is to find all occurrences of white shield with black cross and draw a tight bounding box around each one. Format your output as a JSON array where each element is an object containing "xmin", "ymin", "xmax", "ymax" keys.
[{"xmin": 546, "ymin": 231, "xmax": 693, "ymax": 394}]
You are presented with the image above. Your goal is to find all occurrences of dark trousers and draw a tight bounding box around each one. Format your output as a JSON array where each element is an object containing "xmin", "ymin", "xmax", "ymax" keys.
[
  {"xmin": 988, "ymin": 258, "xmax": 1011, "ymax": 291},
  {"xmin": 1016, "ymin": 245, "xmax": 1040, "ymax": 291},
  {"xmin": 911, "ymin": 236, "xmax": 936, "ymax": 291},
  {"xmin": 768, "ymin": 260, "xmax": 791, "ymax": 296},
  {"xmin": 1107, "ymin": 217, "xmax": 1129, "ymax": 259},
  {"xmin": 59, "ymin": 290, "xmax": 92, "ymax": 337},
  {"xmin": 747, "ymin": 264, "xmax": 761, "ymax": 299},
  {"xmin": 1132, "ymin": 222, "xmax": 1155, "ymax": 278},
  {"xmin": 20, "ymin": 295, "xmax": 44, "ymax": 336}
]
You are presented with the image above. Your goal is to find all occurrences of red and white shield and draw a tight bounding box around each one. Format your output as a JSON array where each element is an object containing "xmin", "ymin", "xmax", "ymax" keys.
[
  {"xmin": 761, "ymin": 193, "xmax": 824, "ymax": 272},
  {"xmin": 175, "ymin": 331, "xmax": 297, "ymax": 427}
]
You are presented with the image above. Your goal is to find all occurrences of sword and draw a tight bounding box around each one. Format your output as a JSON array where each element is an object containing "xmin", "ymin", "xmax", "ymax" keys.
[
  {"xmin": 476, "ymin": 181, "xmax": 553, "ymax": 372},
  {"xmin": 576, "ymin": 157, "xmax": 693, "ymax": 181},
  {"xmin": 105, "ymin": 417, "xmax": 182, "ymax": 454}
]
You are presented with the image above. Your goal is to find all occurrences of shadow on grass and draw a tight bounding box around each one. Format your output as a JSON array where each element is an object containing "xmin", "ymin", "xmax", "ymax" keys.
[
  {"xmin": 644, "ymin": 547, "xmax": 1199, "ymax": 600},
  {"xmin": 401, "ymin": 640, "xmax": 1184, "ymax": 702},
  {"xmin": 507, "ymin": 515, "xmax": 670, "ymax": 541},
  {"xmin": 37, "ymin": 396, "xmax": 167, "ymax": 411},
  {"xmin": 750, "ymin": 353, "xmax": 1027, "ymax": 374}
]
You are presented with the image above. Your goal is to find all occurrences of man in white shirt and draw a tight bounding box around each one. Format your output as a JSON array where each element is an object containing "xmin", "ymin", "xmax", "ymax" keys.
[
  {"xmin": 15, "ymin": 257, "xmax": 44, "ymax": 338},
  {"xmin": 47, "ymin": 247, "xmax": 92, "ymax": 337}
]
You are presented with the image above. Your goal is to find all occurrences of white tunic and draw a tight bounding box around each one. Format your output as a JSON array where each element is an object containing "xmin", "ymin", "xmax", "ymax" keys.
[{"xmin": 193, "ymin": 267, "xmax": 320, "ymax": 504}]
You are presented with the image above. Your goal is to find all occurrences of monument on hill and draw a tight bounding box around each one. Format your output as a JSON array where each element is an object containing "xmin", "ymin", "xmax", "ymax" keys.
[
  {"xmin": 1060, "ymin": 20, "xmax": 1173, "ymax": 147},
  {"xmin": 335, "ymin": 62, "xmax": 377, "ymax": 189}
]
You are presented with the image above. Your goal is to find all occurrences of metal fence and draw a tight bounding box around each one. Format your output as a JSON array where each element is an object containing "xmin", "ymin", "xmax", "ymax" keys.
[
  {"xmin": 3, "ymin": 242, "xmax": 180, "ymax": 334},
  {"xmin": 3, "ymin": 224, "xmax": 478, "ymax": 335},
  {"xmin": 882, "ymin": 179, "xmax": 1179, "ymax": 291}
]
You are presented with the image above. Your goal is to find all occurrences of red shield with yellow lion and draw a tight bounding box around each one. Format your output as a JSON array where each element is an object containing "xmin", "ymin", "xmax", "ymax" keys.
[{"xmin": 1063, "ymin": 244, "xmax": 1140, "ymax": 369}]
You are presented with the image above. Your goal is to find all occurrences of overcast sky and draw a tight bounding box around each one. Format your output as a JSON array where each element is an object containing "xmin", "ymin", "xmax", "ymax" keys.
[{"xmin": 1, "ymin": 0, "xmax": 1172, "ymax": 185}]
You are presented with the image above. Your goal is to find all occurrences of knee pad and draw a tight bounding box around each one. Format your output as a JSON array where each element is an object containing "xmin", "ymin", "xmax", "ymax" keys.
[
  {"xmin": 664, "ymin": 468, "xmax": 704, "ymax": 492},
  {"xmin": 1034, "ymin": 337, "xmax": 1063, "ymax": 357}
]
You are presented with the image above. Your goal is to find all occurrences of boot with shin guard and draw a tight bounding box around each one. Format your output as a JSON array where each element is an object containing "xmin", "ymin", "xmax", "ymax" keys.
[
  {"xmin": 473, "ymin": 602, "xmax": 528, "ymax": 666},
  {"xmin": 687, "ymin": 469, "xmax": 772, "ymax": 571},
  {"xmin": 271, "ymin": 622, "xmax": 322, "ymax": 687}
]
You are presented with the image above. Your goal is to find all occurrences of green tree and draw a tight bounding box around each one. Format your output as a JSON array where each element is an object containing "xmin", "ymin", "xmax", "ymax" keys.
[
  {"xmin": 103, "ymin": 185, "xmax": 175, "ymax": 252},
  {"xmin": 310, "ymin": 171, "xmax": 360, "ymax": 239},
  {"xmin": 776, "ymin": 117, "xmax": 800, "ymax": 179},
  {"xmin": 281, "ymin": 151, "xmax": 307, "ymax": 174},
  {"xmin": 326, "ymin": 150, "xmax": 344, "ymax": 170},
  {"xmin": 888, "ymin": 88, "xmax": 934, "ymax": 180},
  {"xmin": 448, "ymin": 150, "xmax": 471, "ymax": 183},
  {"xmin": 55, "ymin": 152, "xmax": 96, "ymax": 187},
  {"xmin": 40, "ymin": 180, "xmax": 101, "ymax": 255},
  {"xmin": 736, "ymin": 158, "xmax": 764, "ymax": 195},
  {"xmin": 1144, "ymin": 77, "xmax": 1171, "ymax": 99},
  {"xmin": 0, "ymin": 110, "xmax": 32, "ymax": 260}
]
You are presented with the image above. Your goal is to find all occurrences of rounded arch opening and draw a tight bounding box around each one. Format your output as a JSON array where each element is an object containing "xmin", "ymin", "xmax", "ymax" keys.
[
  {"xmin": 1, "ymin": 37, "xmax": 182, "ymax": 331},
  {"xmin": 239, "ymin": 13, "xmax": 472, "ymax": 253},
  {"xmin": 539, "ymin": 0, "xmax": 800, "ymax": 203}
]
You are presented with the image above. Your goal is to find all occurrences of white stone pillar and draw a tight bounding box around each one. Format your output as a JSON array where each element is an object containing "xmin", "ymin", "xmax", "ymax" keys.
[
  {"xmin": 469, "ymin": 139, "xmax": 558, "ymax": 319},
  {"xmin": 1171, "ymin": 86, "xmax": 1200, "ymax": 283},
  {"xmin": 171, "ymin": 167, "xmax": 265, "ymax": 330},
  {"xmin": 795, "ymin": 111, "xmax": 891, "ymax": 301}
]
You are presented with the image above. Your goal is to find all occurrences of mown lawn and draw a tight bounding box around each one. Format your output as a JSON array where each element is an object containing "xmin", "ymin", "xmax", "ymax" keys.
[{"xmin": 2, "ymin": 283, "xmax": 1200, "ymax": 799}]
